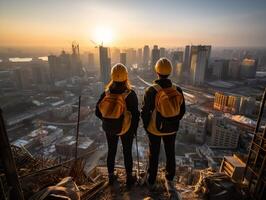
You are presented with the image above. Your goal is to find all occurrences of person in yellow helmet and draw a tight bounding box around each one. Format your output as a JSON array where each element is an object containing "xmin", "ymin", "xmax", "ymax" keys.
[
  {"xmin": 141, "ymin": 57, "xmax": 186, "ymax": 191},
  {"xmin": 95, "ymin": 63, "xmax": 140, "ymax": 188}
]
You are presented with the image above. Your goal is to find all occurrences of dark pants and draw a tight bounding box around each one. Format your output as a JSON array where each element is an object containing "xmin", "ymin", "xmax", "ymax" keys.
[
  {"xmin": 105, "ymin": 131, "xmax": 134, "ymax": 177},
  {"xmin": 147, "ymin": 132, "xmax": 176, "ymax": 184}
]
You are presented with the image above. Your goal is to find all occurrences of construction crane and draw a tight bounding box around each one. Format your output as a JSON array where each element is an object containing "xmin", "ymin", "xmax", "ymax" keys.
[
  {"xmin": 90, "ymin": 39, "xmax": 111, "ymax": 59},
  {"xmin": 90, "ymin": 40, "xmax": 103, "ymax": 48}
]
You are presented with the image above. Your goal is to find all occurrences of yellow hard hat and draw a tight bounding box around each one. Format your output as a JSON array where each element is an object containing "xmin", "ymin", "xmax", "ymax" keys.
[
  {"xmin": 155, "ymin": 57, "xmax": 172, "ymax": 75},
  {"xmin": 111, "ymin": 63, "xmax": 128, "ymax": 82}
]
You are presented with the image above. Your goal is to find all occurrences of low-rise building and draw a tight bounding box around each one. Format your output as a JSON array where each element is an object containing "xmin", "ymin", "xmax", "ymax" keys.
[
  {"xmin": 29, "ymin": 125, "xmax": 63, "ymax": 147},
  {"xmin": 208, "ymin": 115, "xmax": 239, "ymax": 149},
  {"xmin": 55, "ymin": 136, "xmax": 95, "ymax": 157},
  {"xmin": 52, "ymin": 104, "xmax": 73, "ymax": 119},
  {"xmin": 179, "ymin": 112, "xmax": 207, "ymax": 144},
  {"xmin": 12, "ymin": 125, "xmax": 63, "ymax": 151},
  {"xmin": 213, "ymin": 92, "xmax": 241, "ymax": 114}
]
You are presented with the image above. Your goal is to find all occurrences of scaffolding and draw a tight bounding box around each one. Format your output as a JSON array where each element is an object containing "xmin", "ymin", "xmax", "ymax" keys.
[{"xmin": 244, "ymin": 88, "xmax": 266, "ymax": 200}]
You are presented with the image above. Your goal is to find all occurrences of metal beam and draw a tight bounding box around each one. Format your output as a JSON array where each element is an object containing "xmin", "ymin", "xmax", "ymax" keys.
[
  {"xmin": 0, "ymin": 108, "xmax": 24, "ymax": 200},
  {"xmin": 244, "ymin": 88, "xmax": 266, "ymax": 178}
]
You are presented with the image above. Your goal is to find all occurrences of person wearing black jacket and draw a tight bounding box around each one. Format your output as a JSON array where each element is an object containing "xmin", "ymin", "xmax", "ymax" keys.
[
  {"xmin": 95, "ymin": 63, "xmax": 140, "ymax": 187},
  {"xmin": 141, "ymin": 58, "xmax": 186, "ymax": 190}
]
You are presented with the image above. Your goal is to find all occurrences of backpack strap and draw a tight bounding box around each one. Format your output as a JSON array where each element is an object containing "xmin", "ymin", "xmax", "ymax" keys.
[
  {"xmin": 171, "ymin": 83, "xmax": 177, "ymax": 90},
  {"xmin": 105, "ymin": 88, "xmax": 110, "ymax": 95},
  {"xmin": 153, "ymin": 84, "xmax": 177, "ymax": 92},
  {"xmin": 152, "ymin": 84, "xmax": 162, "ymax": 92},
  {"xmin": 104, "ymin": 88, "xmax": 131, "ymax": 99},
  {"xmin": 122, "ymin": 90, "xmax": 131, "ymax": 99}
]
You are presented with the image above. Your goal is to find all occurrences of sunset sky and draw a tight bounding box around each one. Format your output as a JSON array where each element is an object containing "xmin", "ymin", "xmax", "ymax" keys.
[{"xmin": 1, "ymin": 0, "xmax": 266, "ymax": 48}]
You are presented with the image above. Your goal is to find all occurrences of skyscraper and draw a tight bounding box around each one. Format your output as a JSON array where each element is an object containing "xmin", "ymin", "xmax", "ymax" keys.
[
  {"xmin": 190, "ymin": 45, "xmax": 211, "ymax": 85},
  {"xmin": 13, "ymin": 68, "xmax": 31, "ymax": 89},
  {"xmin": 151, "ymin": 45, "xmax": 160, "ymax": 67},
  {"xmin": 212, "ymin": 60, "xmax": 224, "ymax": 80},
  {"xmin": 184, "ymin": 45, "xmax": 190, "ymax": 72},
  {"xmin": 143, "ymin": 45, "xmax": 150, "ymax": 67},
  {"xmin": 99, "ymin": 46, "xmax": 111, "ymax": 84},
  {"xmin": 48, "ymin": 54, "xmax": 61, "ymax": 82},
  {"xmin": 48, "ymin": 45, "xmax": 83, "ymax": 83},
  {"xmin": 125, "ymin": 48, "xmax": 137, "ymax": 67},
  {"xmin": 159, "ymin": 47, "xmax": 166, "ymax": 58},
  {"xmin": 32, "ymin": 65, "xmax": 49, "ymax": 85},
  {"xmin": 172, "ymin": 51, "xmax": 183, "ymax": 63},
  {"xmin": 240, "ymin": 58, "xmax": 257, "ymax": 79},
  {"xmin": 111, "ymin": 48, "xmax": 120, "ymax": 64},
  {"xmin": 137, "ymin": 48, "xmax": 142, "ymax": 65},
  {"xmin": 228, "ymin": 59, "xmax": 241, "ymax": 80},
  {"xmin": 71, "ymin": 43, "xmax": 83, "ymax": 76},
  {"xmin": 88, "ymin": 53, "xmax": 94, "ymax": 68},
  {"xmin": 183, "ymin": 45, "xmax": 191, "ymax": 83},
  {"xmin": 171, "ymin": 51, "xmax": 184, "ymax": 80},
  {"xmin": 221, "ymin": 60, "xmax": 229, "ymax": 80},
  {"xmin": 120, "ymin": 52, "xmax": 127, "ymax": 66},
  {"xmin": 60, "ymin": 50, "xmax": 72, "ymax": 78},
  {"xmin": 212, "ymin": 59, "xmax": 229, "ymax": 80}
]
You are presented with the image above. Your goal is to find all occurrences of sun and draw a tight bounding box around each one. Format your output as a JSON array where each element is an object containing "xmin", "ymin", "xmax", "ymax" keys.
[{"xmin": 93, "ymin": 26, "xmax": 114, "ymax": 45}]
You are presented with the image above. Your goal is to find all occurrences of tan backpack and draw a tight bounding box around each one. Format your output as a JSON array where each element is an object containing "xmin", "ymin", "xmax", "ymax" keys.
[
  {"xmin": 98, "ymin": 90, "xmax": 131, "ymax": 135},
  {"xmin": 147, "ymin": 84, "xmax": 183, "ymax": 135}
]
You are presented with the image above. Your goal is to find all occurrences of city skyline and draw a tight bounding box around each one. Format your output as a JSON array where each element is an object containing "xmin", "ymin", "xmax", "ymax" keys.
[
  {"xmin": 1, "ymin": 1, "xmax": 266, "ymax": 199},
  {"xmin": 1, "ymin": 0, "xmax": 266, "ymax": 48}
]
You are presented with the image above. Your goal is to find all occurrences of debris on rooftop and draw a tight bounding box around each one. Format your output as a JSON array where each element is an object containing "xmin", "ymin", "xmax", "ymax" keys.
[{"xmin": 194, "ymin": 168, "xmax": 249, "ymax": 200}]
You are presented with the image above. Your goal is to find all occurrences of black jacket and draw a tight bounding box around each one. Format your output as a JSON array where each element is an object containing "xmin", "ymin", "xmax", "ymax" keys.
[
  {"xmin": 95, "ymin": 83, "xmax": 140, "ymax": 134},
  {"xmin": 141, "ymin": 78, "xmax": 186, "ymax": 130}
]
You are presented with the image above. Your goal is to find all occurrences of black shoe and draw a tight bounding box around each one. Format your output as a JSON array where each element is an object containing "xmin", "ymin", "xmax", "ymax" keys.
[
  {"xmin": 145, "ymin": 178, "xmax": 159, "ymax": 191},
  {"xmin": 108, "ymin": 174, "xmax": 117, "ymax": 185},
  {"xmin": 126, "ymin": 175, "xmax": 136, "ymax": 188}
]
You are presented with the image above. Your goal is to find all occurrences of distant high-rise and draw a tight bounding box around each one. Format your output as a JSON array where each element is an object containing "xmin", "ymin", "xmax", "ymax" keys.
[
  {"xmin": 151, "ymin": 45, "xmax": 160, "ymax": 67},
  {"xmin": 159, "ymin": 47, "xmax": 166, "ymax": 58},
  {"xmin": 71, "ymin": 43, "xmax": 83, "ymax": 76},
  {"xmin": 99, "ymin": 46, "xmax": 111, "ymax": 84},
  {"xmin": 221, "ymin": 60, "xmax": 229, "ymax": 80},
  {"xmin": 190, "ymin": 45, "xmax": 211, "ymax": 85},
  {"xmin": 48, "ymin": 44, "xmax": 83, "ymax": 83},
  {"xmin": 212, "ymin": 60, "xmax": 223, "ymax": 80},
  {"xmin": 228, "ymin": 59, "xmax": 241, "ymax": 79},
  {"xmin": 48, "ymin": 54, "xmax": 61, "ymax": 82},
  {"xmin": 240, "ymin": 58, "xmax": 257, "ymax": 79},
  {"xmin": 125, "ymin": 48, "xmax": 137, "ymax": 67},
  {"xmin": 120, "ymin": 52, "xmax": 127, "ymax": 66},
  {"xmin": 171, "ymin": 51, "xmax": 184, "ymax": 80},
  {"xmin": 212, "ymin": 59, "xmax": 229, "ymax": 80},
  {"xmin": 13, "ymin": 68, "xmax": 31, "ymax": 89},
  {"xmin": 143, "ymin": 45, "xmax": 150, "ymax": 67},
  {"xmin": 111, "ymin": 48, "xmax": 120, "ymax": 64},
  {"xmin": 137, "ymin": 48, "xmax": 142, "ymax": 65},
  {"xmin": 88, "ymin": 53, "xmax": 94, "ymax": 68},
  {"xmin": 132, "ymin": 49, "xmax": 137, "ymax": 65},
  {"xmin": 60, "ymin": 50, "xmax": 72, "ymax": 78},
  {"xmin": 32, "ymin": 65, "xmax": 49, "ymax": 85},
  {"xmin": 183, "ymin": 45, "xmax": 191, "ymax": 83}
]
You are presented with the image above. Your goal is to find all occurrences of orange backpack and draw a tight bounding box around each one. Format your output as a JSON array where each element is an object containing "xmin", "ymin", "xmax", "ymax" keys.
[
  {"xmin": 147, "ymin": 84, "xmax": 183, "ymax": 135},
  {"xmin": 98, "ymin": 90, "xmax": 131, "ymax": 135}
]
